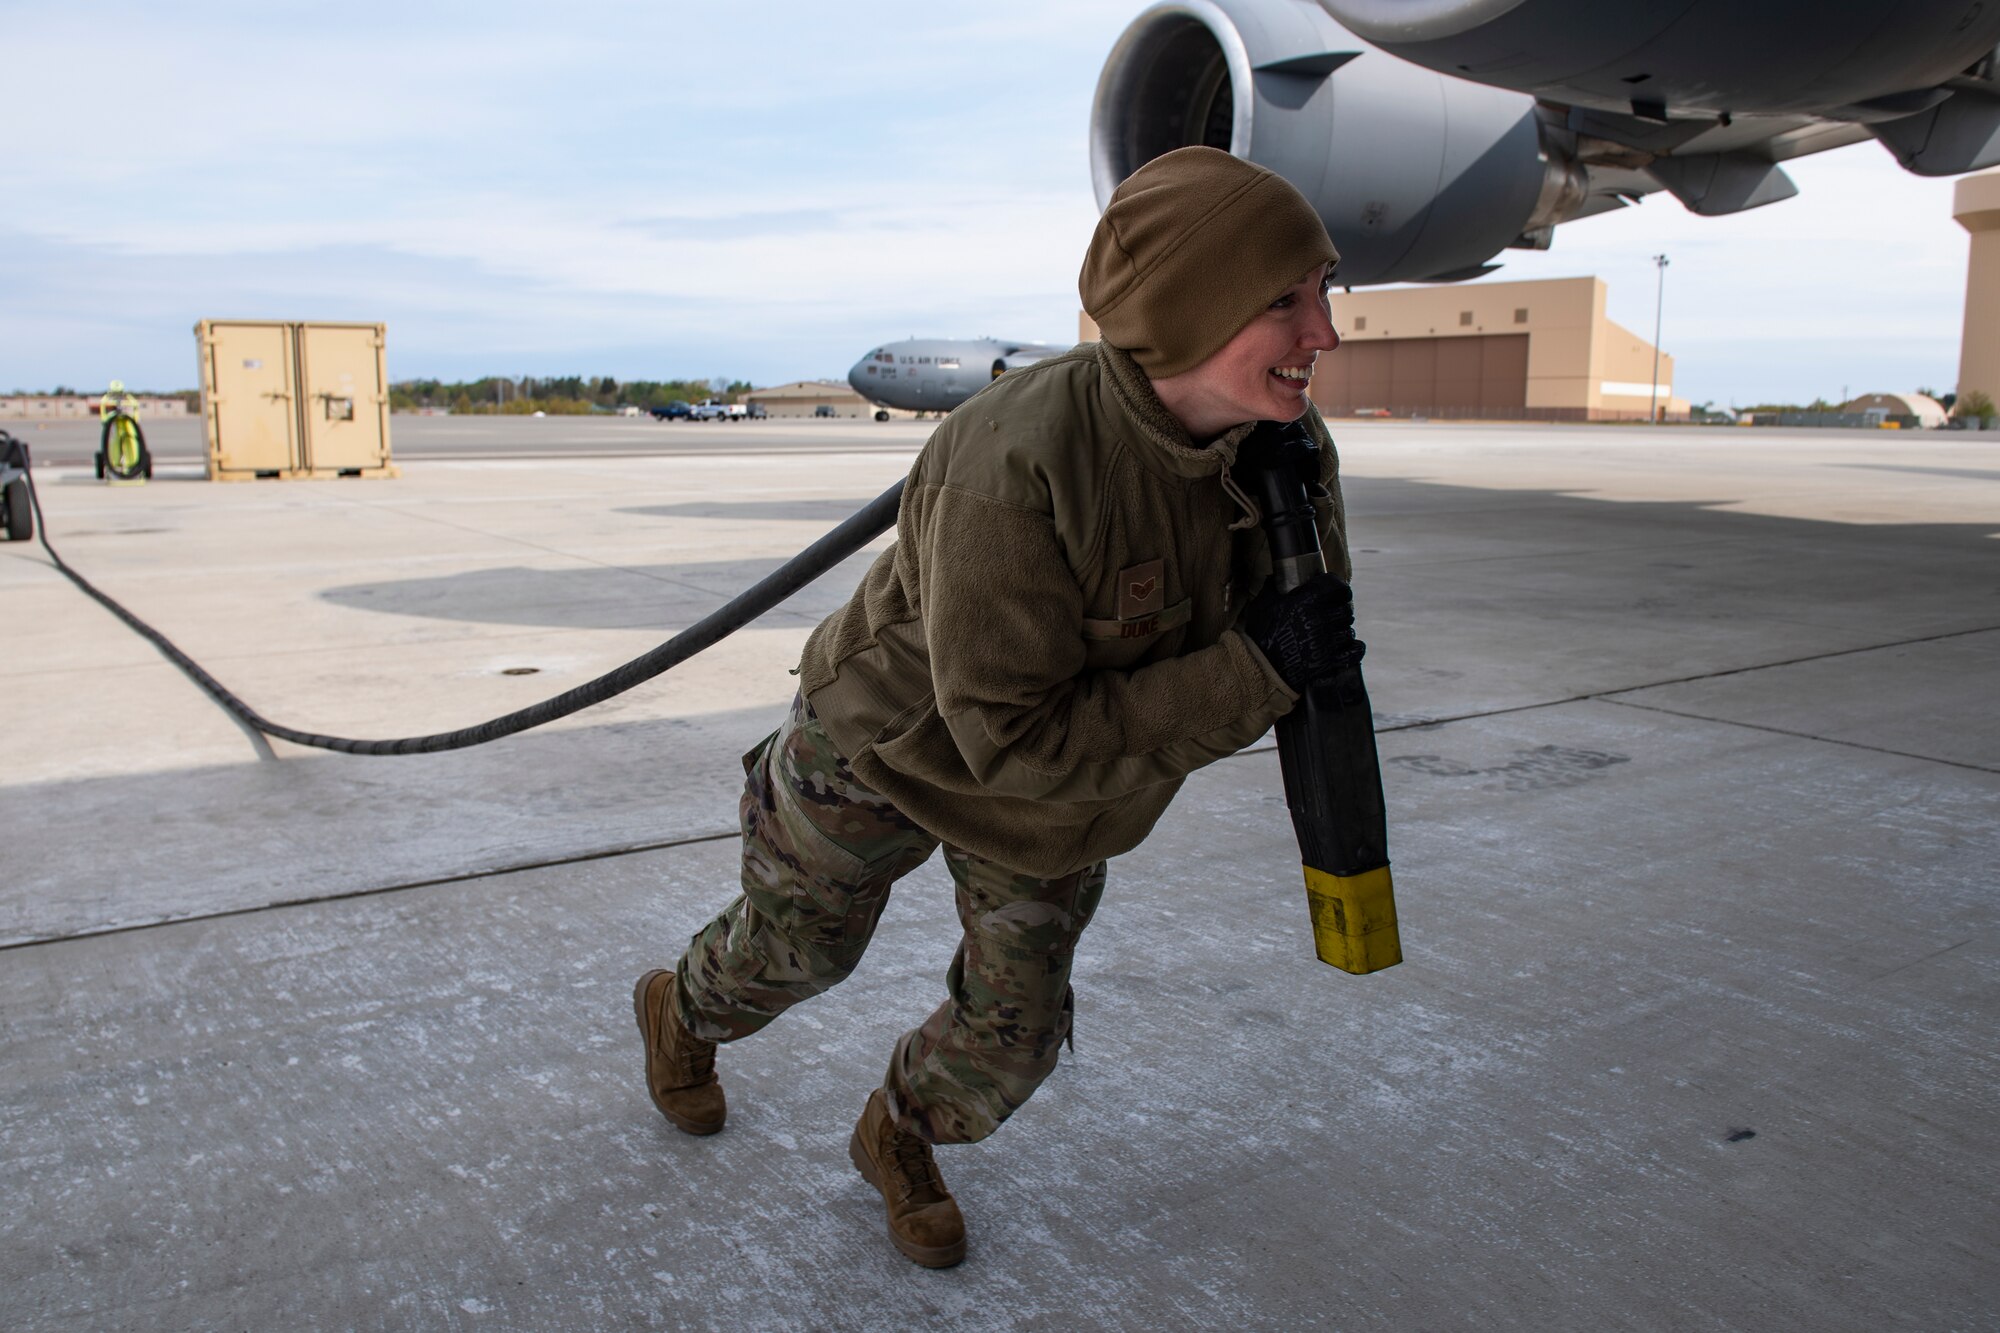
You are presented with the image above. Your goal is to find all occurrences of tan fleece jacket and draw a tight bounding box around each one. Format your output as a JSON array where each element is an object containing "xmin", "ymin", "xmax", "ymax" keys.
[{"xmin": 797, "ymin": 341, "xmax": 1351, "ymax": 877}]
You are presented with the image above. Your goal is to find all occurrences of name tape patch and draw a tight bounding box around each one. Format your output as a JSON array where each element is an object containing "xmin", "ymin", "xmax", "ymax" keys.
[{"xmin": 1082, "ymin": 598, "xmax": 1191, "ymax": 642}]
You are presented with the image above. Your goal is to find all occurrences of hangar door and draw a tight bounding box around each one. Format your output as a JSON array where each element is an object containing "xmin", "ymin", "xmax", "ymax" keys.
[{"xmin": 1313, "ymin": 334, "xmax": 1528, "ymax": 415}]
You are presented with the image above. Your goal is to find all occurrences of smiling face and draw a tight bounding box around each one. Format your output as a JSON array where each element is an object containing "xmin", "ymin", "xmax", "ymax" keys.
[{"xmin": 1149, "ymin": 264, "xmax": 1340, "ymax": 441}]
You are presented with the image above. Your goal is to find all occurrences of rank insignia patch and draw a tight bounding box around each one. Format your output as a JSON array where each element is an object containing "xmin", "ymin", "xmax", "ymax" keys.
[{"xmin": 1116, "ymin": 559, "xmax": 1164, "ymax": 619}]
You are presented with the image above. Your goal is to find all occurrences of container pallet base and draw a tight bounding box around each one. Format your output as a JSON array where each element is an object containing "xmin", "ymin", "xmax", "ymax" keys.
[{"xmin": 209, "ymin": 464, "xmax": 400, "ymax": 482}]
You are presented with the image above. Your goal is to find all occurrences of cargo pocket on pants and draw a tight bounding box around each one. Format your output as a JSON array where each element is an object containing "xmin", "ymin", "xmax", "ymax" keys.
[{"xmin": 765, "ymin": 776, "xmax": 898, "ymax": 956}]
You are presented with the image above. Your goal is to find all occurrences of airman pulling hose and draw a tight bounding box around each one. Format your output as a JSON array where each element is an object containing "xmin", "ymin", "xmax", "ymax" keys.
[
  {"xmin": 1, "ymin": 430, "xmax": 904, "ymax": 755},
  {"xmin": 1235, "ymin": 419, "xmax": 1402, "ymax": 974}
]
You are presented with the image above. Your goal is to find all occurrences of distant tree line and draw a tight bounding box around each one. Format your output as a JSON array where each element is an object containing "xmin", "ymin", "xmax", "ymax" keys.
[
  {"xmin": 1733, "ymin": 389, "xmax": 1964, "ymax": 414},
  {"xmin": 1730, "ymin": 387, "xmax": 1995, "ymax": 423},
  {"xmin": 10, "ymin": 386, "xmax": 200, "ymax": 408},
  {"xmin": 1732, "ymin": 398, "xmax": 1845, "ymax": 414},
  {"xmin": 13, "ymin": 379, "xmax": 761, "ymax": 416},
  {"xmin": 388, "ymin": 375, "xmax": 756, "ymax": 415}
]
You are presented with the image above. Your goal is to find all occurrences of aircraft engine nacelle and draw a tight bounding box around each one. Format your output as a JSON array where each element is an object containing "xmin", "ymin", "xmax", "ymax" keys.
[{"xmin": 1091, "ymin": 0, "xmax": 1586, "ymax": 285}]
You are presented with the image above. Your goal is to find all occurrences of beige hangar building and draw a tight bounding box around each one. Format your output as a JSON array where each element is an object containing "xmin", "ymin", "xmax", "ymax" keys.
[{"xmin": 1080, "ymin": 275, "xmax": 1686, "ymax": 421}]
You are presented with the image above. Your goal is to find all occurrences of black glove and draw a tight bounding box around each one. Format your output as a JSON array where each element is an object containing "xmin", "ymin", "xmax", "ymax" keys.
[{"xmin": 1244, "ymin": 573, "xmax": 1362, "ymax": 692}]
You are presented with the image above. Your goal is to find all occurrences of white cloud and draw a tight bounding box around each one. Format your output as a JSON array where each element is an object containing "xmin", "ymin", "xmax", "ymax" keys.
[{"xmin": 0, "ymin": 0, "xmax": 1984, "ymax": 404}]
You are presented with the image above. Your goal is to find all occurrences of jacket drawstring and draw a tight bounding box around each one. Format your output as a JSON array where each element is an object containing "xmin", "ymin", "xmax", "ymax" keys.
[{"xmin": 1219, "ymin": 468, "xmax": 1262, "ymax": 531}]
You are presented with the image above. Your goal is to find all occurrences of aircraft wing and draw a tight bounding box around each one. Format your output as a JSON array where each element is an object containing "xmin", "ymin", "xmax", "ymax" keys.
[
  {"xmin": 1317, "ymin": 0, "xmax": 2000, "ymax": 212},
  {"xmin": 1536, "ymin": 106, "xmax": 1884, "ymax": 218}
]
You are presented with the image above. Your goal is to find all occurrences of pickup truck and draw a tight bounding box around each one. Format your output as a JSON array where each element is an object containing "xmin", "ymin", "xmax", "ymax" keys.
[
  {"xmin": 688, "ymin": 400, "xmax": 737, "ymax": 421},
  {"xmin": 649, "ymin": 401, "xmax": 691, "ymax": 421}
]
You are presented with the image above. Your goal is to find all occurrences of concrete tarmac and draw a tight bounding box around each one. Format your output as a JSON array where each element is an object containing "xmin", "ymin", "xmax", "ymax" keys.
[
  {"xmin": 14, "ymin": 413, "xmax": 932, "ymax": 469},
  {"xmin": 2, "ymin": 417, "xmax": 1995, "ymax": 1330}
]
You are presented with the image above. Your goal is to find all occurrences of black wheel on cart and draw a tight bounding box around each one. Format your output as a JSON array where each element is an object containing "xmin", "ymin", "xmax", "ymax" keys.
[{"xmin": 2, "ymin": 477, "xmax": 30, "ymax": 542}]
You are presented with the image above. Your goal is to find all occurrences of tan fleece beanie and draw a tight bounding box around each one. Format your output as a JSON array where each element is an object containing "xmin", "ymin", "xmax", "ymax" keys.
[{"xmin": 1080, "ymin": 146, "xmax": 1338, "ymax": 378}]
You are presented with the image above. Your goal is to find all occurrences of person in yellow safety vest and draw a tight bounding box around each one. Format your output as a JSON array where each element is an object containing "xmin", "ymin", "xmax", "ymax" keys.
[{"xmin": 99, "ymin": 380, "xmax": 139, "ymax": 423}]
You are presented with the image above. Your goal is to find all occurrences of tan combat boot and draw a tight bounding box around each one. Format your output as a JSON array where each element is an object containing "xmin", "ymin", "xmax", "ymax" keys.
[
  {"xmin": 848, "ymin": 1088, "xmax": 966, "ymax": 1268},
  {"xmin": 632, "ymin": 969, "xmax": 726, "ymax": 1135}
]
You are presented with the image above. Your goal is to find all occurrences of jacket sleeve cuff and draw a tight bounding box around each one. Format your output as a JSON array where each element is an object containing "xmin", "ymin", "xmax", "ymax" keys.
[{"xmin": 1230, "ymin": 629, "xmax": 1301, "ymax": 711}]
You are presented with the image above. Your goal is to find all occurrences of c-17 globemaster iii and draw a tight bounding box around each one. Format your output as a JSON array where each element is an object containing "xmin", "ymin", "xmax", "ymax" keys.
[{"xmin": 847, "ymin": 338, "xmax": 1070, "ymax": 419}]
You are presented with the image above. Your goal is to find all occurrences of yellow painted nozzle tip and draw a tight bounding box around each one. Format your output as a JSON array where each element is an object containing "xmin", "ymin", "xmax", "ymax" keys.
[{"xmin": 1303, "ymin": 864, "xmax": 1401, "ymax": 974}]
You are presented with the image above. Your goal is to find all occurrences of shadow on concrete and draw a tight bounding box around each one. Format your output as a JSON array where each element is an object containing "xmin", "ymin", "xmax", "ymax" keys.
[
  {"xmin": 319, "ymin": 551, "xmax": 880, "ymax": 628},
  {"xmin": 321, "ymin": 475, "xmax": 2000, "ymax": 633}
]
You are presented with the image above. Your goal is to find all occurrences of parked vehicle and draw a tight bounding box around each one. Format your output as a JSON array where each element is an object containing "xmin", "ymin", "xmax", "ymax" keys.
[
  {"xmin": 813, "ymin": 404, "xmax": 837, "ymax": 418},
  {"xmin": 650, "ymin": 401, "xmax": 692, "ymax": 421},
  {"xmin": 688, "ymin": 400, "xmax": 751, "ymax": 421}
]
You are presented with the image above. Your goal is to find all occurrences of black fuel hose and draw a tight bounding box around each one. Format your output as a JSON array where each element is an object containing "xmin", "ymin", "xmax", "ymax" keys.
[{"xmin": 4, "ymin": 432, "xmax": 903, "ymax": 754}]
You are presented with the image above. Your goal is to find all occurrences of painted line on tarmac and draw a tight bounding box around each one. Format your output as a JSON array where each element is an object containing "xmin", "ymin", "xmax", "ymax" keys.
[
  {"xmin": 0, "ymin": 829, "xmax": 738, "ymax": 954},
  {"xmin": 1245, "ymin": 622, "xmax": 2000, "ymax": 766},
  {"xmin": 13, "ymin": 625, "xmax": 1993, "ymax": 953},
  {"xmin": 395, "ymin": 447, "xmax": 926, "ymax": 461},
  {"xmin": 26, "ymin": 446, "xmax": 925, "ymax": 467},
  {"xmin": 1587, "ymin": 621, "xmax": 1999, "ymax": 772},
  {"xmin": 1595, "ymin": 698, "xmax": 1999, "ymax": 774}
]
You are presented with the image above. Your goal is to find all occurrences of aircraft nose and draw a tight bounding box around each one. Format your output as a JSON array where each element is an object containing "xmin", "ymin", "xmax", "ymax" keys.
[{"xmin": 847, "ymin": 357, "xmax": 873, "ymax": 397}]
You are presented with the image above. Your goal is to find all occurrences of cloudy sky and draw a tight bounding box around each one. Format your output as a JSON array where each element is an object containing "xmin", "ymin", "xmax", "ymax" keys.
[{"xmin": 3, "ymin": 0, "xmax": 1979, "ymax": 408}]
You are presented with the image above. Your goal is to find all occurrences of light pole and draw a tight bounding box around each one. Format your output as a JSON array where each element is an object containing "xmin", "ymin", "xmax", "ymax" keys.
[{"xmin": 1649, "ymin": 253, "xmax": 1670, "ymax": 423}]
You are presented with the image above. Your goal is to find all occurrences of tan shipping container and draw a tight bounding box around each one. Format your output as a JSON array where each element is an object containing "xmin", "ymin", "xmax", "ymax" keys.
[{"xmin": 194, "ymin": 320, "xmax": 396, "ymax": 480}]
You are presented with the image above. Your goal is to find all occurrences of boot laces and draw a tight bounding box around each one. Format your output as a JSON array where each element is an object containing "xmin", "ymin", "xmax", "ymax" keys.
[
  {"xmin": 674, "ymin": 1033, "xmax": 714, "ymax": 1083},
  {"xmin": 886, "ymin": 1128, "xmax": 945, "ymax": 1204},
  {"xmin": 664, "ymin": 999, "xmax": 715, "ymax": 1083}
]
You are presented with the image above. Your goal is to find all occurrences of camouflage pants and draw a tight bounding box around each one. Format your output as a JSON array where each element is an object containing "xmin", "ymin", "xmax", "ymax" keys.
[{"xmin": 674, "ymin": 692, "xmax": 1106, "ymax": 1145}]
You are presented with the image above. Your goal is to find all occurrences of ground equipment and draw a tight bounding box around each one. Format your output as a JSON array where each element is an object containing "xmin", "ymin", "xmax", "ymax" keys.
[
  {"xmin": 194, "ymin": 321, "xmax": 396, "ymax": 480},
  {"xmin": 96, "ymin": 406, "xmax": 151, "ymax": 482},
  {"xmin": 1, "ymin": 433, "xmax": 32, "ymax": 541},
  {"xmin": 1234, "ymin": 419, "xmax": 1402, "ymax": 975}
]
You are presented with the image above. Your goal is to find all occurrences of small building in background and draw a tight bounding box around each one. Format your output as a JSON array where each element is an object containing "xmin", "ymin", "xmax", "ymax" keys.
[
  {"xmin": 744, "ymin": 380, "xmax": 904, "ymax": 418},
  {"xmin": 0, "ymin": 395, "xmax": 191, "ymax": 420},
  {"xmin": 1839, "ymin": 392, "xmax": 1949, "ymax": 429}
]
